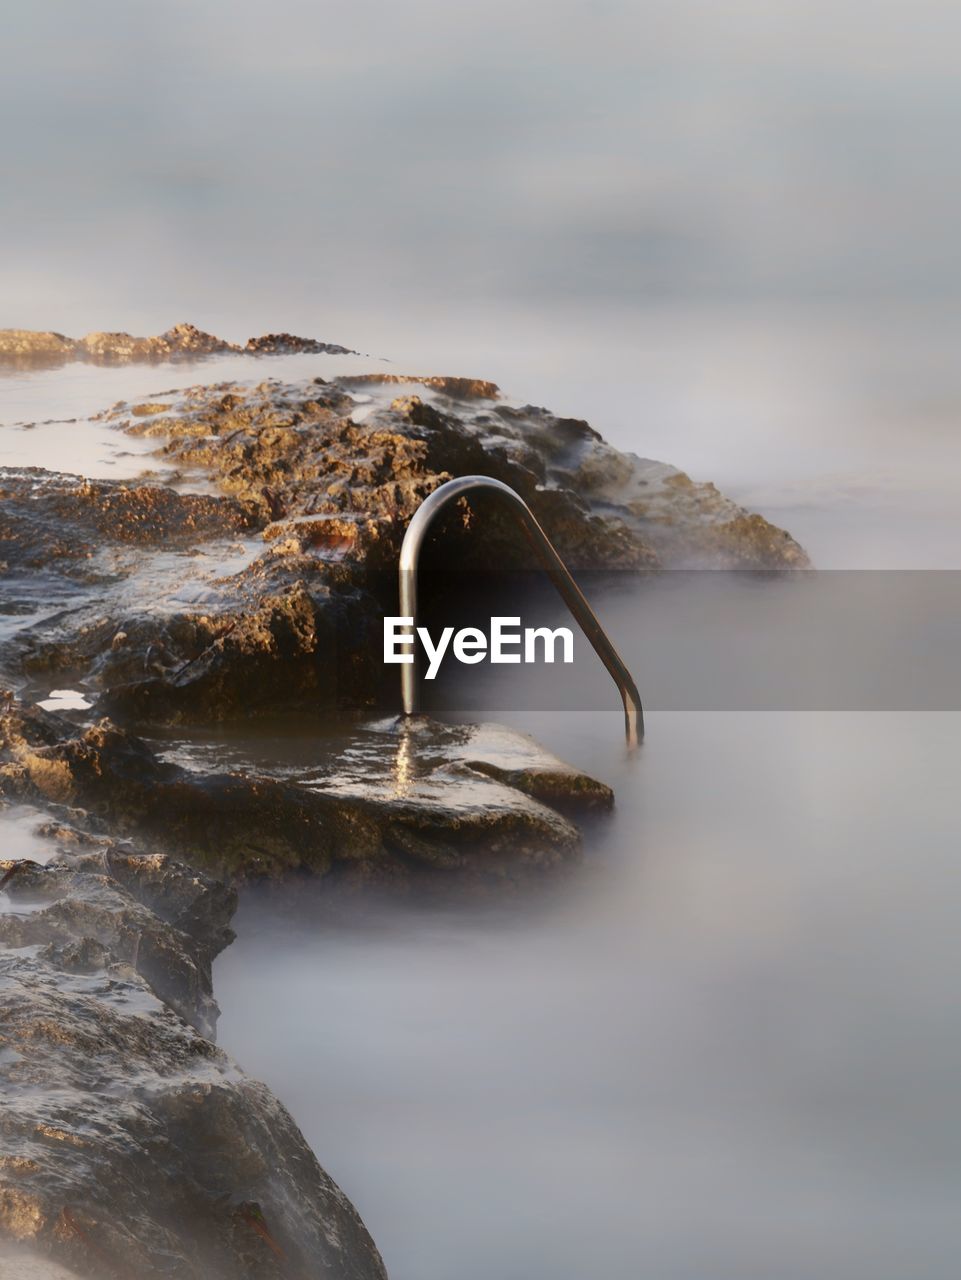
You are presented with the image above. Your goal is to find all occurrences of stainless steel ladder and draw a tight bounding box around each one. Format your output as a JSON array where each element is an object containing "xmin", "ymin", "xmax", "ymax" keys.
[{"xmin": 398, "ymin": 475, "xmax": 643, "ymax": 746}]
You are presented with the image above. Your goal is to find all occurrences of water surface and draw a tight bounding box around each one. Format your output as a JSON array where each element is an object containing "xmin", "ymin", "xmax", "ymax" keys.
[{"xmin": 216, "ymin": 708, "xmax": 960, "ymax": 1280}]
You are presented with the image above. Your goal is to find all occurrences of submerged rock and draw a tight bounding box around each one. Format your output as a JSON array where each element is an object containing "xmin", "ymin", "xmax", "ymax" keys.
[
  {"xmin": 0, "ymin": 323, "xmax": 357, "ymax": 368},
  {"xmin": 0, "ymin": 695, "xmax": 604, "ymax": 890},
  {"xmin": 0, "ymin": 813, "xmax": 387, "ymax": 1280}
]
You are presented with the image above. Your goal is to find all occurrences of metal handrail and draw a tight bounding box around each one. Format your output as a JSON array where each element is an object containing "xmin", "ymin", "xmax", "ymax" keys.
[{"xmin": 398, "ymin": 475, "xmax": 643, "ymax": 746}]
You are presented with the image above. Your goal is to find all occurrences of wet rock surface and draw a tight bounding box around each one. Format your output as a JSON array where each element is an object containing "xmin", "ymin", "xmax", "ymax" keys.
[
  {"xmin": 0, "ymin": 808, "xmax": 387, "ymax": 1280},
  {"xmin": 0, "ymin": 469, "xmax": 258, "ymax": 588},
  {"xmin": 2, "ymin": 370, "xmax": 807, "ymax": 726},
  {"xmin": 0, "ymin": 695, "xmax": 601, "ymax": 890},
  {"xmin": 0, "ymin": 323, "xmax": 356, "ymax": 367}
]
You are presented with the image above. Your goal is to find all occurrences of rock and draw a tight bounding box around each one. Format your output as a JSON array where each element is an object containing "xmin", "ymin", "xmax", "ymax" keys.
[
  {"xmin": 244, "ymin": 333, "xmax": 355, "ymax": 356},
  {"xmin": 1, "ymin": 367, "xmax": 807, "ymax": 725},
  {"xmin": 0, "ymin": 324, "xmax": 359, "ymax": 368},
  {"xmin": 17, "ymin": 560, "xmax": 381, "ymax": 725},
  {"xmin": 0, "ymin": 695, "xmax": 601, "ymax": 890},
  {"xmin": 0, "ymin": 470, "xmax": 264, "ymax": 693},
  {"xmin": 0, "ymin": 845, "xmax": 231, "ymax": 1037},
  {"xmin": 116, "ymin": 378, "xmax": 653, "ymax": 571},
  {"xmin": 0, "ymin": 331, "xmax": 75, "ymax": 360},
  {"xmin": 0, "ymin": 698, "xmax": 603, "ymax": 1277},
  {"xmin": 339, "ymin": 373, "xmax": 501, "ymax": 400},
  {"xmin": 0, "ymin": 471, "xmax": 258, "ymax": 565},
  {"xmin": 0, "ymin": 1249, "xmax": 84, "ymax": 1279},
  {"xmin": 290, "ymin": 715, "xmax": 605, "ymax": 886},
  {"xmin": 0, "ymin": 813, "xmax": 387, "ymax": 1280},
  {"xmin": 440, "ymin": 720, "xmax": 615, "ymax": 813}
]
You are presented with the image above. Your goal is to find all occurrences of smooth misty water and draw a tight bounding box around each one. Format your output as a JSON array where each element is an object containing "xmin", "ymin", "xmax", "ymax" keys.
[{"xmin": 216, "ymin": 709, "xmax": 961, "ymax": 1280}]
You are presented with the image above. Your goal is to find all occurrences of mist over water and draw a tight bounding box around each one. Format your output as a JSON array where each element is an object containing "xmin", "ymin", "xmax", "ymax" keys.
[
  {"xmin": 5, "ymin": 0, "xmax": 961, "ymax": 321},
  {"xmin": 216, "ymin": 709, "xmax": 961, "ymax": 1280}
]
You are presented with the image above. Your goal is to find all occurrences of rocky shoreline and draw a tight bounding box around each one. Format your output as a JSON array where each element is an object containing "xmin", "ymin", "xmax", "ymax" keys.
[
  {"xmin": 1, "ymin": 328, "xmax": 810, "ymax": 1276},
  {"xmin": 0, "ymin": 698, "xmax": 609, "ymax": 889},
  {"xmin": 0, "ymin": 324, "xmax": 357, "ymax": 368},
  {"xmin": 0, "ymin": 789, "xmax": 388, "ymax": 1279},
  {"xmin": 4, "ymin": 361, "xmax": 806, "ymax": 727},
  {"xmin": 0, "ymin": 695, "xmax": 611, "ymax": 1277}
]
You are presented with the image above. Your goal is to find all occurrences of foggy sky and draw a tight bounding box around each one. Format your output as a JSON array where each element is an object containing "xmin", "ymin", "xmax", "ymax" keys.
[{"xmin": 3, "ymin": 0, "xmax": 960, "ymax": 337}]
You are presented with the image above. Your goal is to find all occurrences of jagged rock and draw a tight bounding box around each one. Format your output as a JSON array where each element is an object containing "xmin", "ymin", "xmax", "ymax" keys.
[
  {"xmin": 0, "ymin": 471, "xmax": 258, "ymax": 565},
  {"xmin": 0, "ymin": 324, "xmax": 358, "ymax": 368},
  {"xmin": 1, "ymin": 370, "xmax": 805, "ymax": 724},
  {"xmin": 77, "ymin": 323, "xmax": 235, "ymax": 362},
  {"xmin": 113, "ymin": 375, "xmax": 808, "ymax": 571},
  {"xmin": 0, "ymin": 335, "xmax": 805, "ymax": 1279},
  {"xmin": 0, "ymin": 331, "xmax": 75, "ymax": 360},
  {"xmin": 0, "ymin": 1249, "xmax": 83, "ymax": 1278},
  {"xmin": 0, "ymin": 848, "xmax": 231, "ymax": 1036},
  {"xmin": 0, "ymin": 470, "xmax": 265, "ymax": 696},
  {"xmin": 116, "ymin": 379, "xmax": 655, "ymax": 570},
  {"xmin": 0, "ymin": 815, "xmax": 387, "ymax": 1280},
  {"xmin": 17, "ymin": 558, "xmax": 380, "ymax": 725},
  {"xmin": 244, "ymin": 333, "xmax": 355, "ymax": 356}
]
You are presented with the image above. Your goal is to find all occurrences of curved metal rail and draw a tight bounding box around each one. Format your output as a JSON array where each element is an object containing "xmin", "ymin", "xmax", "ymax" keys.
[{"xmin": 398, "ymin": 475, "xmax": 643, "ymax": 746}]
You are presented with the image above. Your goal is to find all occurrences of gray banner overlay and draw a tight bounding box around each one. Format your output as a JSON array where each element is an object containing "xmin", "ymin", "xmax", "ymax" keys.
[{"xmin": 398, "ymin": 571, "xmax": 961, "ymax": 713}]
